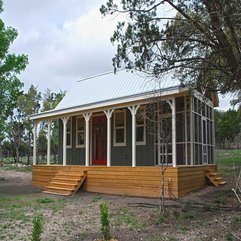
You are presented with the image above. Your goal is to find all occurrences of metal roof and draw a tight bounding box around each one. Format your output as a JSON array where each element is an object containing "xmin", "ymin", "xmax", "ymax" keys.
[
  {"xmin": 55, "ymin": 69, "xmax": 181, "ymax": 110},
  {"xmin": 31, "ymin": 69, "xmax": 183, "ymax": 120}
]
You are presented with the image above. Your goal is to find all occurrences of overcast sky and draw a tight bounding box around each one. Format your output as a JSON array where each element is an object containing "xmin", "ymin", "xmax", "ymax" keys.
[{"xmin": 1, "ymin": 0, "xmax": 232, "ymax": 110}]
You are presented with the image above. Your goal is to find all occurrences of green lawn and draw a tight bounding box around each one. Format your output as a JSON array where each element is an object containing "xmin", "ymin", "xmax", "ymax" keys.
[{"xmin": 215, "ymin": 149, "xmax": 241, "ymax": 175}]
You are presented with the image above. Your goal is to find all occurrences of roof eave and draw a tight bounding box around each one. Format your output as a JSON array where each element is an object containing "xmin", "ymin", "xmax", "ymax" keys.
[{"xmin": 30, "ymin": 86, "xmax": 189, "ymax": 121}]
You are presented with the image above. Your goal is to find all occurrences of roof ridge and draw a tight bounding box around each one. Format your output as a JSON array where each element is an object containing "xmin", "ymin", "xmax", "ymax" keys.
[{"xmin": 77, "ymin": 69, "xmax": 125, "ymax": 82}]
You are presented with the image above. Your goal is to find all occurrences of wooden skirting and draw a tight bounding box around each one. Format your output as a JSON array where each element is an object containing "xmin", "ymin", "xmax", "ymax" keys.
[{"xmin": 32, "ymin": 164, "xmax": 217, "ymax": 198}]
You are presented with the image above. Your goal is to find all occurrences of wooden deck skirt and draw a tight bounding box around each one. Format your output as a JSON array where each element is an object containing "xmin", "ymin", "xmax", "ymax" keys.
[{"xmin": 32, "ymin": 165, "xmax": 217, "ymax": 198}]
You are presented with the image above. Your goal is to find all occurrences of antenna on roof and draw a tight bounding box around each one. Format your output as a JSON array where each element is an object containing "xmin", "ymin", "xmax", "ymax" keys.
[{"xmin": 76, "ymin": 69, "xmax": 124, "ymax": 82}]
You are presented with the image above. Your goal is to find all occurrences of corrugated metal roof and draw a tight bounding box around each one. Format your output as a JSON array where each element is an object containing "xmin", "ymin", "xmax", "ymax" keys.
[{"xmin": 55, "ymin": 69, "xmax": 181, "ymax": 111}]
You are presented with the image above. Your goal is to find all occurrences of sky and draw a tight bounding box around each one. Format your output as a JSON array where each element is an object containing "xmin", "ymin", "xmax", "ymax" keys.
[{"xmin": 1, "ymin": 0, "xmax": 233, "ymax": 110}]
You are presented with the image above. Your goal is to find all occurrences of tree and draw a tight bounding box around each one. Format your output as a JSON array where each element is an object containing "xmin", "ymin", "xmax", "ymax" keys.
[
  {"xmin": 17, "ymin": 85, "xmax": 41, "ymax": 164},
  {"xmin": 0, "ymin": 0, "xmax": 28, "ymax": 158},
  {"xmin": 40, "ymin": 89, "xmax": 65, "ymax": 163},
  {"xmin": 100, "ymin": 0, "xmax": 241, "ymax": 95},
  {"xmin": 6, "ymin": 109, "xmax": 25, "ymax": 163},
  {"xmin": 215, "ymin": 109, "xmax": 241, "ymax": 148}
]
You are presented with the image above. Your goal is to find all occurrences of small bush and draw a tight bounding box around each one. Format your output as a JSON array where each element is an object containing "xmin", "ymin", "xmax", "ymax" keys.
[
  {"xmin": 100, "ymin": 202, "xmax": 111, "ymax": 241},
  {"xmin": 92, "ymin": 194, "xmax": 101, "ymax": 203},
  {"xmin": 36, "ymin": 197, "xmax": 55, "ymax": 204},
  {"xmin": 31, "ymin": 215, "xmax": 43, "ymax": 241}
]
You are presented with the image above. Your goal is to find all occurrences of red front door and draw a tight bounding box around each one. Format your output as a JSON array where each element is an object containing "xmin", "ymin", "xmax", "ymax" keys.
[{"xmin": 92, "ymin": 116, "xmax": 107, "ymax": 165}]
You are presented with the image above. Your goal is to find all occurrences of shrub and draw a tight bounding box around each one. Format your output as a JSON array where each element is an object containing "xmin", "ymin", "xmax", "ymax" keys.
[
  {"xmin": 100, "ymin": 202, "xmax": 111, "ymax": 241},
  {"xmin": 31, "ymin": 215, "xmax": 43, "ymax": 241}
]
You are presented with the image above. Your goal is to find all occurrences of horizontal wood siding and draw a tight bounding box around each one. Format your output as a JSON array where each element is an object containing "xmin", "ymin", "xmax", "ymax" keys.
[
  {"xmin": 32, "ymin": 164, "xmax": 217, "ymax": 198},
  {"xmin": 177, "ymin": 164, "xmax": 217, "ymax": 197}
]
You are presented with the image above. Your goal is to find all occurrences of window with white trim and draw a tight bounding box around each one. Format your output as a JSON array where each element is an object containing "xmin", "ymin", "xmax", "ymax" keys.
[
  {"xmin": 136, "ymin": 107, "xmax": 146, "ymax": 145},
  {"xmin": 114, "ymin": 110, "xmax": 126, "ymax": 146},
  {"xmin": 66, "ymin": 118, "xmax": 72, "ymax": 148},
  {"xmin": 76, "ymin": 116, "xmax": 85, "ymax": 148}
]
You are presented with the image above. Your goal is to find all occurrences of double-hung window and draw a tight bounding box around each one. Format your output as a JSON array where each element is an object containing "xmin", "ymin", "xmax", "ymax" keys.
[
  {"xmin": 76, "ymin": 116, "xmax": 85, "ymax": 148},
  {"xmin": 136, "ymin": 108, "xmax": 146, "ymax": 145},
  {"xmin": 114, "ymin": 110, "xmax": 126, "ymax": 146},
  {"xmin": 66, "ymin": 118, "xmax": 72, "ymax": 148}
]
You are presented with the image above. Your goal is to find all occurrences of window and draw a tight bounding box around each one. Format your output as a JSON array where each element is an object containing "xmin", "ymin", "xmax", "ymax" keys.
[
  {"xmin": 136, "ymin": 108, "xmax": 146, "ymax": 145},
  {"xmin": 114, "ymin": 110, "xmax": 126, "ymax": 146},
  {"xmin": 66, "ymin": 118, "xmax": 72, "ymax": 148},
  {"xmin": 76, "ymin": 116, "xmax": 85, "ymax": 148}
]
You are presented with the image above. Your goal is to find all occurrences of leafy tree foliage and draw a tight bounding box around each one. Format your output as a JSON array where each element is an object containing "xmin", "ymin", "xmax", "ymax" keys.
[
  {"xmin": 16, "ymin": 85, "xmax": 41, "ymax": 164},
  {"xmin": 100, "ymin": 0, "xmax": 241, "ymax": 95},
  {"xmin": 6, "ymin": 110, "xmax": 25, "ymax": 163},
  {"xmin": 2, "ymin": 86, "xmax": 64, "ymax": 164},
  {"xmin": 0, "ymin": 0, "xmax": 28, "ymax": 140},
  {"xmin": 41, "ymin": 89, "xmax": 65, "ymax": 163},
  {"xmin": 41, "ymin": 89, "xmax": 65, "ymax": 112},
  {"xmin": 215, "ymin": 109, "xmax": 241, "ymax": 148}
]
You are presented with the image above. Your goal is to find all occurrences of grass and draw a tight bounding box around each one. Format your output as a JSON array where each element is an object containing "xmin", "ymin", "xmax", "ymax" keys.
[
  {"xmin": 215, "ymin": 149, "xmax": 241, "ymax": 174},
  {"xmin": 112, "ymin": 207, "xmax": 147, "ymax": 230},
  {"xmin": 92, "ymin": 194, "xmax": 101, "ymax": 202},
  {"xmin": 0, "ymin": 149, "xmax": 240, "ymax": 240},
  {"xmin": 0, "ymin": 164, "xmax": 32, "ymax": 172}
]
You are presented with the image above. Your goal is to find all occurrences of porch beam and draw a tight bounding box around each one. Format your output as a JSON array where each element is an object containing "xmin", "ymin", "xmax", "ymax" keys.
[
  {"xmin": 47, "ymin": 120, "xmax": 52, "ymax": 165},
  {"xmin": 167, "ymin": 98, "xmax": 177, "ymax": 167},
  {"xmin": 128, "ymin": 105, "xmax": 140, "ymax": 167},
  {"xmin": 83, "ymin": 112, "xmax": 92, "ymax": 166},
  {"xmin": 32, "ymin": 121, "xmax": 38, "ymax": 165},
  {"xmin": 61, "ymin": 117, "xmax": 69, "ymax": 166},
  {"xmin": 104, "ymin": 109, "xmax": 114, "ymax": 167}
]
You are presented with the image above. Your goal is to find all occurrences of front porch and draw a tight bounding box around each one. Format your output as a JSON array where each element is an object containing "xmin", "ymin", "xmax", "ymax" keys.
[{"xmin": 32, "ymin": 164, "xmax": 218, "ymax": 198}]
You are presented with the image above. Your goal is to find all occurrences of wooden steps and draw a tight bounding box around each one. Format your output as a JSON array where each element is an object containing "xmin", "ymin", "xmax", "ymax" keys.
[
  {"xmin": 43, "ymin": 170, "xmax": 87, "ymax": 196},
  {"xmin": 205, "ymin": 169, "xmax": 226, "ymax": 187}
]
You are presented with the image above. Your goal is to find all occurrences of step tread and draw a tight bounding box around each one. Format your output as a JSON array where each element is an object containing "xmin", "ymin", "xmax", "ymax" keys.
[
  {"xmin": 58, "ymin": 172, "xmax": 85, "ymax": 175},
  {"xmin": 209, "ymin": 172, "xmax": 219, "ymax": 176},
  {"xmin": 52, "ymin": 177, "xmax": 81, "ymax": 181},
  {"xmin": 45, "ymin": 186, "xmax": 75, "ymax": 191},
  {"xmin": 43, "ymin": 190, "xmax": 71, "ymax": 196},
  {"xmin": 219, "ymin": 181, "xmax": 227, "ymax": 185},
  {"xmin": 54, "ymin": 175, "xmax": 84, "ymax": 179},
  {"xmin": 49, "ymin": 182, "xmax": 78, "ymax": 186}
]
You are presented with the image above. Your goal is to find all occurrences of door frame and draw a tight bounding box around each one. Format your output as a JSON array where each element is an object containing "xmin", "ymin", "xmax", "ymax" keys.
[
  {"xmin": 202, "ymin": 117, "xmax": 208, "ymax": 164},
  {"xmin": 91, "ymin": 114, "xmax": 107, "ymax": 165}
]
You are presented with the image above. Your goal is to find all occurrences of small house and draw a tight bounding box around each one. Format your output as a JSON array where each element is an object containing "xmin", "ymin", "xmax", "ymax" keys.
[{"xmin": 31, "ymin": 70, "xmax": 223, "ymax": 198}]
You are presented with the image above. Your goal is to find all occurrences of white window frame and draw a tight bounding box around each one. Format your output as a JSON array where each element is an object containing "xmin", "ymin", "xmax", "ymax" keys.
[
  {"xmin": 76, "ymin": 116, "xmax": 85, "ymax": 148},
  {"xmin": 113, "ymin": 110, "xmax": 126, "ymax": 146},
  {"xmin": 66, "ymin": 117, "xmax": 72, "ymax": 148},
  {"xmin": 136, "ymin": 107, "xmax": 146, "ymax": 145}
]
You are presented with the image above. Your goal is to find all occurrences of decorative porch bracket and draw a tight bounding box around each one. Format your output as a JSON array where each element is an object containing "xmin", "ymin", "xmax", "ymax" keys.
[
  {"xmin": 32, "ymin": 121, "xmax": 38, "ymax": 166},
  {"xmin": 61, "ymin": 116, "xmax": 69, "ymax": 166},
  {"xmin": 104, "ymin": 109, "xmax": 114, "ymax": 167},
  {"xmin": 128, "ymin": 105, "xmax": 140, "ymax": 167},
  {"xmin": 166, "ymin": 98, "xmax": 177, "ymax": 167},
  {"xmin": 47, "ymin": 120, "xmax": 52, "ymax": 165},
  {"xmin": 83, "ymin": 112, "xmax": 92, "ymax": 166}
]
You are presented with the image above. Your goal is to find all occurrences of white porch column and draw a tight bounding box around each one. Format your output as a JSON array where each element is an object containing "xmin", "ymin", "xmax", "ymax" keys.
[
  {"xmin": 104, "ymin": 109, "xmax": 114, "ymax": 167},
  {"xmin": 83, "ymin": 113, "xmax": 92, "ymax": 166},
  {"xmin": 167, "ymin": 98, "xmax": 176, "ymax": 167},
  {"xmin": 47, "ymin": 120, "xmax": 52, "ymax": 165},
  {"xmin": 128, "ymin": 105, "xmax": 140, "ymax": 167},
  {"xmin": 190, "ymin": 96, "xmax": 194, "ymax": 165},
  {"xmin": 32, "ymin": 121, "xmax": 38, "ymax": 165},
  {"xmin": 61, "ymin": 117, "xmax": 69, "ymax": 166}
]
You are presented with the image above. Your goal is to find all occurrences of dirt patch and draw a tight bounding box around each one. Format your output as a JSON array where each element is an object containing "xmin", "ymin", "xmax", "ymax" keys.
[
  {"xmin": 0, "ymin": 169, "xmax": 241, "ymax": 241},
  {"xmin": 0, "ymin": 169, "xmax": 42, "ymax": 195}
]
